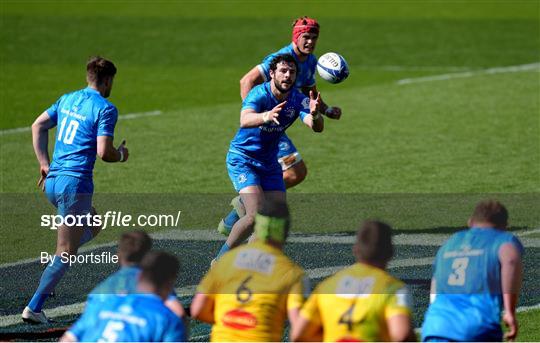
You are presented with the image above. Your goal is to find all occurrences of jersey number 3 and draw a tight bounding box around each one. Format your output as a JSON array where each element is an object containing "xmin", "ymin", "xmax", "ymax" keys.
[
  {"xmin": 447, "ymin": 257, "xmax": 469, "ymax": 286},
  {"xmin": 58, "ymin": 117, "xmax": 79, "ymax": 145}
]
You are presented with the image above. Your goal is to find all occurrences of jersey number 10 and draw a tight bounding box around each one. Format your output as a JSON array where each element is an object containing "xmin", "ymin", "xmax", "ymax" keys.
[{"xmin": 57, "ymin": 117, "xmax": 79, "ymax": 145}]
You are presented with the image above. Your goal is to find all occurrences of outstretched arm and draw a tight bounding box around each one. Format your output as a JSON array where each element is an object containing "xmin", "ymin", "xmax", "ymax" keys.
[
  {"xmin": 302, "ymin": 85, "xmax": 342, "ymax": 120},
  {"xmin": 32, "ymin": 111, "xmax": 56, "ymax": 190},
  {"xmin": 240, "ymin": 66, "xmax": 265, "ymax": 100},
  {"xmin": 302, "ymin": 91, "xmax": 324, "ymax": 132},
  {"xmin": 240, "ymin": 101, "xmax": 286, "ymax": 128}
]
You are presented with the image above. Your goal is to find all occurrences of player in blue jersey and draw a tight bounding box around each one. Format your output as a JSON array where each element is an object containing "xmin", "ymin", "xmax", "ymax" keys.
[
  {"xmin": 60, "ymin": 251, "xmax": 187, "ymax": 342},
  {"xmin": 214, "ymin": 53, "xmax": 323, "ymax": 260},
  {"xmin": 89, "ymin": 231, "xmax": 185, "ymax": 318},
  {"xmin": 422, "ymin": 200, "xmax": 524, "ymax": 342},
  {"xmin": 23, "ymin": 57, "xmax": 129, "ymax": 324},
  {"xmin": 218, "ymin": 17, "xmax": 342, "ymax": 236}
]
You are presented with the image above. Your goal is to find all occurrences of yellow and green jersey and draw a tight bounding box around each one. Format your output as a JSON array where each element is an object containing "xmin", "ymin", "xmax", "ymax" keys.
[
  {"xmin": 197, "ymin": 241, "xmax": 307, "ymax": 342},
  {"xmin": 300, "ymin": 262, "xmax": 411, "ymax": 342}
]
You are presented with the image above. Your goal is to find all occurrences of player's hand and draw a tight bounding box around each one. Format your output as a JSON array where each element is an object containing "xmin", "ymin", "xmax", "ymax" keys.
[
  {"xmin": 503, "ymin": 312, "xmax": 518, "ymax": 341},
  {"xmin": 309, "ymin": 91, "xmax": 321, "ymax": 116},
  {"xmin": 325, "ymin": 106, "xmax": 342, "ymax": 120},
  {"xmin": 263, "ymin": 101, "xmax": 286, "ymax": 125},
  {"xmin": 37, "ymin": 164, "xmax": 49, "ymax": 192},
  {"xmin": 118, "ymin": 140, "xmax": 129, "ymax": 162}
]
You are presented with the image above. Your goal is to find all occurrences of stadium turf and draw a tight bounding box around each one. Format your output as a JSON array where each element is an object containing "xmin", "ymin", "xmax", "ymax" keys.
[{"xmin": 1, "ymin": 0, "xmax": 539, "ymax": 340}]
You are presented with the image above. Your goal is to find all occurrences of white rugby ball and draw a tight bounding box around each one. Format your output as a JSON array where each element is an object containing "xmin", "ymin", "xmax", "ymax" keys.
[{"xmin": 317, "ymin": 52, "xmax": 349, "ymax": 84}]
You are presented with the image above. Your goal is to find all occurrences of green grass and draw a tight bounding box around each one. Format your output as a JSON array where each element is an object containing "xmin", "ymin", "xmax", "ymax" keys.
[
  {"xmin": 0, "ymin": 0, "xmax": 539, "ymax": 338},
  {"xmin": 517, "ymin": 309, "xmax": 540, "ymax": 341}
]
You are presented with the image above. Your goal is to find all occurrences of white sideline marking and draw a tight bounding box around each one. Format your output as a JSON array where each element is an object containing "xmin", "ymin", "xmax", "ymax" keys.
[
  {"xmin": 397, "ymin": 62, "xmax": 540, "ymax": 85},
  {"xmin": 0, "ymin": 110, "xmax": 162, "ymax": 136},
  {"xmin": 0, "ymin": 256, "xmax": 430, "ymax": 327},
  {"xmin": 1, "ymin": 251, "xmax": 539, "ymax": 328},
  {"xmin": 2, "ymin": 228, "xmax": 539, "ymax": 269}
]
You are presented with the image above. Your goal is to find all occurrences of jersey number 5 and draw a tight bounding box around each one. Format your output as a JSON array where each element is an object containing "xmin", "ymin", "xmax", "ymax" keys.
[
  {"xmin": 447, "ymin": 257, "xmax": 469, "ymax": 286},
  {"xmin": 57, "ymin": 117, "xmax": 79, "ymax": 145}
]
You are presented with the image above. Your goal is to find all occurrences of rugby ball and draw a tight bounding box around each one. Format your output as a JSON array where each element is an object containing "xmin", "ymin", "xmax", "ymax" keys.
[{"xmin": 317, "ymin": 52, "xmax": 349, "ymax": 84}]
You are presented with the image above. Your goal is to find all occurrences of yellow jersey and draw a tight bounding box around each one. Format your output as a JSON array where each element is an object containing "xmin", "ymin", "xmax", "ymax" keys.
[
  {"xmin": 197, "ymin": 241, "xmax": 307, "ymax": 342},
  {"xmin": 300, "ymin": 263, "xmax": 411, "ymax": 342}
]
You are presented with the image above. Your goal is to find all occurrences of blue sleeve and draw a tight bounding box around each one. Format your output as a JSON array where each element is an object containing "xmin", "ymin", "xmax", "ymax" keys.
[
  {"xmin": 306, "ymin": 56, "xmax": 317, "ymax": 87},
  {"xmin": 258, "ymin": 52, "xmax": 276, "ymax": 82},
  {"xmin": 97, "ymin": 106, "xmax": 118, "ymax": 137},
  {"xmin": 68, "ymin": 304, "xmax": 97, "ymax": 341},
  {"xmin": 162, "ymin": 317, "xmax": 187, "ymax": 342},
  {"xmin": 297, "ymin": 94, "xmax": 311, "ymax": 121},
  {"xmin": 242, "ymin": 88, "xmax": 263, "ymax": 112},
  {"xmin": 46, "ymin": 96, "xmax": 63, "ymax": 124},
  {"xmin": 167, "ymin": 288, "xmax": 177, "ymax": 301}
]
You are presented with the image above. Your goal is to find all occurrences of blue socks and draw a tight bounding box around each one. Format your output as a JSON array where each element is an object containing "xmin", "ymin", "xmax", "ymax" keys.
[
  {"xmin": 28, "ymin": 227, "xmax": 94, "ymax": 312},
  {"xmin": 222, "ymin": 209, "xmax": 240, "ymax": 233},
  {"xmin": 28, "ymin": 256, "xmax": 70, "ymax": 312},
  {"xmin": 216, "ymin": 243, "xmax": 230, "ymax": 260}
]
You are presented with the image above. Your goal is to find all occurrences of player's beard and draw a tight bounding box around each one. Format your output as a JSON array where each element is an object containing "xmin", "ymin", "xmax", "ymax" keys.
[{"xmin": 274, "ymin": 79, "xmax": 292, "ymax": 94}]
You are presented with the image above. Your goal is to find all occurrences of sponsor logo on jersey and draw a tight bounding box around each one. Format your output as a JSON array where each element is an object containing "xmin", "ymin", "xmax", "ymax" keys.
[
  {"xmin": 336, "ymin": 276, "xmax": 375, "ymax": 299},
  {"xmin": 234, "ymin": 249, "xmax": 275, "ymax": 275},
  {"xmin": 222, "ymin": 309, "xmax": 257, "ymax": 330}
]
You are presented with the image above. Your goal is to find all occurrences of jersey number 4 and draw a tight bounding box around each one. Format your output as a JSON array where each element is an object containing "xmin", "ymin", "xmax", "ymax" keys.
[
  {"xmin": 447, "ymin": 257, "xmax": 469, "ymax": 286},
  {"xmin": 58, "ymin": 117, "xmax": 79, "ymax": 145},
  {"xmin": 338, "ymin": 303, "xmax": 364, "ymax": 331}
]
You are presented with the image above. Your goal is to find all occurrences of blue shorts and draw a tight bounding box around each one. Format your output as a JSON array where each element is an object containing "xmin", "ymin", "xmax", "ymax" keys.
[
  {"xmin": 226, "ymin": 152, "xmax": 285, "ymax": 192},
  {"xmin": 277, "ymin": 134, "xmax": 302, "ymax": 171},
  {"xmin": 45, "ymin": 175, "xmax": 94, "ymax": 216}
]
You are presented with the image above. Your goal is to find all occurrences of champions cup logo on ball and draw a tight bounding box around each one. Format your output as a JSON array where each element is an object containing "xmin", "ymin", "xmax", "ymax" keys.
[{"xmin": 317, "ymin": 52, "xmax": 350, "ymax": 84}]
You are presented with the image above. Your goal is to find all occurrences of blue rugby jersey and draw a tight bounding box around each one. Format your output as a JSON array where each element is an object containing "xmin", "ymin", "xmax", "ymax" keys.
[
  {"xmin": 258, "ymin": 43, "xmax": 317, "ymax": 89},
  {"xmin": 229, "ymin": 82, "xmax": 310, "ymax": 165},
  {"xmin": 46, "ymin": 87, "xmax": 118, "ymax": 178},
  {"xmin": 68, "ymin": 293, "xmax": 186, "ymax": 342},
  {"xmin": 422, "ymin": 228, "xmax": 524, "ymax": 341}
]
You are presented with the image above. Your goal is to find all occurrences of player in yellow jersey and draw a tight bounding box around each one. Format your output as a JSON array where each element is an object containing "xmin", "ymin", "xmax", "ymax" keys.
[
  {"xmin": 291, "ymin": 220, "xmax": 414, "ymax": 342},
  {"xmin": 190, "ymin": 199, "xmax": 308, "ymax": 342}
]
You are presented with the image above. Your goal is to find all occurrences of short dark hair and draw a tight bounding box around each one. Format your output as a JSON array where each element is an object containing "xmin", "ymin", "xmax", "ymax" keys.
[
  {"xmin": 139, "ymin": 251, "xmax": 180, "ymax": 287},
  {"xmin": 269, "ymin": 54, "xmax": 298, "ymax": 73},
  {"xmin": 86, "ymin": 56, "xmax": 116, "ymax": 85},
  {"xmin": 471, "ymin": 199, "xmax": 508, "ymax": 228},
  {"xmin": 118, "ymin": 231, "xmax": 152, "ymax": 264},
  {"xmin": 353, "ymin": 220, "xmax": 394, "ymax": 264}
]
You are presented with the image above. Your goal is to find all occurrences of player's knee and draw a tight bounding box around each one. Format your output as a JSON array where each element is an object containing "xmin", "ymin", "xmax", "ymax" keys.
[
  {"xmin": 284, "ymin": 163, "xmax": 307, "ymax": 188},
  {"xmin": 55, "ymin": 242, "xmax": 78, "ymax": 256},
  {"xmin": 243, "ymin": 213, "xmax": 256, "ymax": 228}
]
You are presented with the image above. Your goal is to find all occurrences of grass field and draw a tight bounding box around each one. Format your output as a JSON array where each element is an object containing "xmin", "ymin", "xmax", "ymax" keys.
[{"xmin": 1, "ymin": 0, "xmax": 539, "ymax": 341}]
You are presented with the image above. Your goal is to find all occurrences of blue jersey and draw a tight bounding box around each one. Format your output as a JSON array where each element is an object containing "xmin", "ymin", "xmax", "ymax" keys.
[
  {"xmin": 88, "ymin": 266, "xmax": 178, "ymax": 303},
  {"xmin": 422, "ymin": 228, "xmax": 524, "ymax": 341},
  {"xmin": 68, "ymin": 294, "xmax": 186, "ymax": 342},
  {"xmin": 46, "ymin": 87, "xmax": 118, "ymax": 179},
  {"xmin": 258, "ymin": 43, "xmax": 317, "ymax": 89},
  {"xmin": 229, "ymin": 82, "xmax": 310, "ymax": 164}
]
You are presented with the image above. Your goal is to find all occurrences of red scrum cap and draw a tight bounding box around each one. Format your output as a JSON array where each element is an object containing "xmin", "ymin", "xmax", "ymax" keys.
[{"xmin": 292, "ymin": 16, "xmax": 320, "ymax": 45}]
